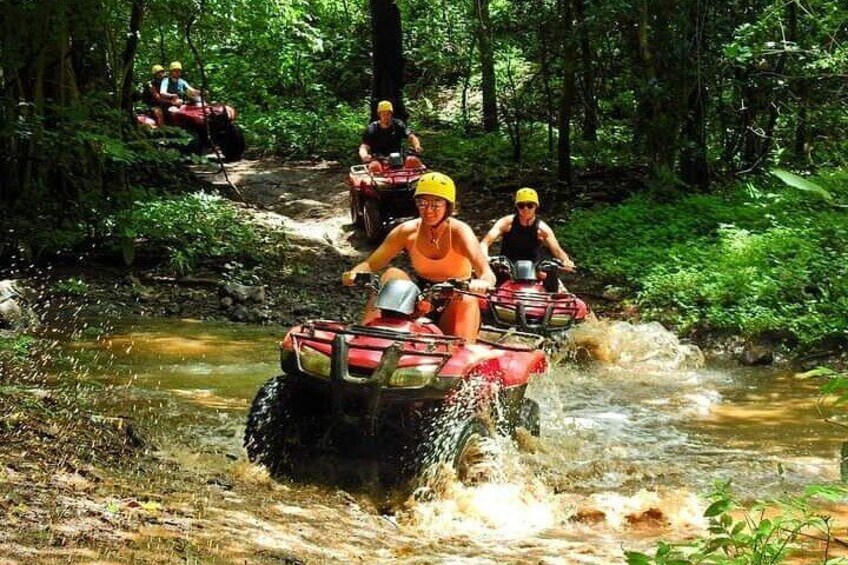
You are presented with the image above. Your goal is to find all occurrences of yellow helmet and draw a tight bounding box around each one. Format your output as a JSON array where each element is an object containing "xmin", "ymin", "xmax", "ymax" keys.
[
  {"xmin": 515, "ymin": 188, "xmax": 539, "ymax": 206},
  {"xmin": 415, "ymin": 172, "xmax": 456, "ymax": 204},
  {"xmin": 376, "ymin": 100, "xmax": 393, "ymax": 114},
  {"xmin": 169, "ymin": 61, "xmax": 182, "ymax": 71},
  {"xmin": 151, "ymin": 64, "xmax": 165, "ymax": 75}
]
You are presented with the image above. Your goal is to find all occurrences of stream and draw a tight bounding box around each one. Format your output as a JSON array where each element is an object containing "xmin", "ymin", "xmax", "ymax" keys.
[{"xmin": 65, "ymin": 316, "xmax": 845, "ymax": 563}]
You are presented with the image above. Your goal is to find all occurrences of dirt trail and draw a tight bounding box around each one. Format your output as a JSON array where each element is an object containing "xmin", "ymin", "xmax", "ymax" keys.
[{"xmin": 200, "ymin": 158, "xmax": 369, "ymax": 258}]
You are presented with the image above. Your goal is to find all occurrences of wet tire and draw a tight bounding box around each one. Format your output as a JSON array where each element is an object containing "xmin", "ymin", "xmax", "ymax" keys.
[
  {"xmin": 349, "ymin": 191, "xmax": 363, "ymax": 227},
  {"xmin": 244, "ymin": 375, "xmax": 293, "ymax": 473},
  {"xmin": 451, "ymin": 417, "xmax": 493, "ymax": 485},
  {"xmin": 363, "ymin": 198, "xmax": 383, "ymax": 243},
  {"xmin": 214, "ymin": 124, "xmax": 246, "ymax": 162},
  {"xmin": 519, "ymin": 398, "xmax": 541, "ymax": 437}
]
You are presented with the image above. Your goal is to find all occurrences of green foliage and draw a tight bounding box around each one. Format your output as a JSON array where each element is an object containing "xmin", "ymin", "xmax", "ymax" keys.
[
  {"xmin": 626, "ymin": 481, "xmax": 848, "ymax": 564},
  {"xmin": 0, "ymin": 335, "xmax": 37, "ymax": 360},
  {"xmin": 247, "ymin": 102, "xmax": 366, "ymax": 158},
  {"xmin": 51, "ymin": 278, "xmax": 90, "ymax": 296},
  {"xmin": 102, "ymin": 192, "xmax": 265, "ymax": 275},
  {"xmin": 558, "ymin": 169, "xmax": 848, "ymax": 348}
]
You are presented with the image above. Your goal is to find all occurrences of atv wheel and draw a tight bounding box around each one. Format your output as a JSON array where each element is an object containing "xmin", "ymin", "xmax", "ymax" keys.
[
  {"xmin": 244, "ymin": 375, "xmax": 294, "ymax": 473},
  {"xmin": 519, "ymin": 398, "xmax": 541, "ymax": 437},
  {"xmin": 214, "ymin": 124, "xmax": 246, "ymax": 162},
  {"xmin": 451, "ymin": 418, "xmax": 494, "ymax": 485},
  {"xmin": 363, "ymin": 198, "xmax": 383, "ymax": 243},
  {"xmin": 349, "ymin": 191, "xmax": 363, "ymax": 227}
]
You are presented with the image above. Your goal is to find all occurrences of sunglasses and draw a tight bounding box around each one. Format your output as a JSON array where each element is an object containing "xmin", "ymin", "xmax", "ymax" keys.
[
  {"xmin": 516, "ymin": 203, "xmax": 536, "ymax": 210},
  {"xmin": 416, "ymin": 199, "xmax": 446, "ymax": 210}
]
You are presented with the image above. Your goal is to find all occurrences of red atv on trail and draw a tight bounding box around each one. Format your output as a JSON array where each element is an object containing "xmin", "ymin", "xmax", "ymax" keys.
[
  {"xmin": 481, "ymin": 256, "xmax": 590, "ymax": 337},
  {"xmin": 346, "ymin": 152, "xmax": 426, "ymax": 243},
  {"xmin": 137, "ymin": 101, "xmax": 246, "ymax": 162},
  {"xmin": 244, "ymin": 275, "xmax": 547, "ymax": 484}
]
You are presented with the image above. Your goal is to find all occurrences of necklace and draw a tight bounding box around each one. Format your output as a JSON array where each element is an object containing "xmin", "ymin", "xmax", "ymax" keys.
[
  {"xmin": 428, "ymin": 227, "xmax": 441, "ymax": 248},
  {"xmin": 426, "ymin": 221, "xmax": 447, "ymax": 249}
]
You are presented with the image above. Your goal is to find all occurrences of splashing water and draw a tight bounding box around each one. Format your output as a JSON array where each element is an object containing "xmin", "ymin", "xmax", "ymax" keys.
[{"xmin": 565, "ymin": 319, "xmax": 705, "ymax": 371}]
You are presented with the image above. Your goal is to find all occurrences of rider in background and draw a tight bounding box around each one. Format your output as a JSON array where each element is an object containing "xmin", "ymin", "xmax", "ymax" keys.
[
  {"xmin": 159, "ymin": 61, "xmax": 201, "ymax": 106},
  {"xmin": 358, "ymin": 100, "xmax": 423, "ymax": 174},
  {"xmin": 142, "ymin": 64, "xmax": 173, "ymax": 126},
  {"xmin": 480, "ymin": 188, "xmax": 576, "ymax": 270},
  {"xmin": 342, "ymin": 172, "xmax": 495, "ymax": 342}
]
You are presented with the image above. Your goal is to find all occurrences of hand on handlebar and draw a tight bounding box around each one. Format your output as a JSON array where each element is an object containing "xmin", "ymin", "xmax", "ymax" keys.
[
  {"xmin": 468, "ymin": 278, "xmax": 492, "ymax": 295},
  {"xmin": 341, "ymin": 270, "xmax": 360, "ymax": 286},
  {"xmin": 559, "ymin": 259, "xmax": 577, "ymax": 273},
  {"xmin": 343, "ymin": 270, "xmax": 379, "ymax": 288}
]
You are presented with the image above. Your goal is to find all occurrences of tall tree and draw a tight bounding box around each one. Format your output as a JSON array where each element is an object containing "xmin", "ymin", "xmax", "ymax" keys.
[
  {"xmin": 474, "ymin": 0, "xmax": 498, "ymax": 131},
  {"xmin": 557, "ymin": 0, "xmax": 577, "ymax": 185},
  {"xmin": 574, "ymin": 0, "xmax": 598, "ymax": 141},
  {"xmin": 369, "ymin": 0, "xmax": 407, "ymax": 121}
]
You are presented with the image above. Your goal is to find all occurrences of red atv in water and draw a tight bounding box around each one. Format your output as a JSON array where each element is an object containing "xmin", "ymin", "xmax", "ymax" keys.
[
  {"xmin": 346, "ymin": 152, "xmax": 426, "ymax": 243},
  {"xmin": 481, "ymin": 256, "xmax": 590, "ymax": 337},
  {"xmin": 137, "ymin": 101, "xmax": 245, "ymax": 162},
  {"xmin": 244, "ymin": 275, "xmax": 547, "ymax": 485}
]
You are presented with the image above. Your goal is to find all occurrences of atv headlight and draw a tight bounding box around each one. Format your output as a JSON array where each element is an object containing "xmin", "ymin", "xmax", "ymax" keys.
[
  {"xmin": 388, "ymin": 364, "xmax": 440, "ymax": 388},
  {"xmin": 299, "ymin": 345, "xmax": 331, "ymax": 379},
  {"xmin": 548, "ymin": 314, "xmax": 573, "ymax": 327},
  {"xmin": 492, "ymin": 305, "xmax": 517, "ymax": 323}
]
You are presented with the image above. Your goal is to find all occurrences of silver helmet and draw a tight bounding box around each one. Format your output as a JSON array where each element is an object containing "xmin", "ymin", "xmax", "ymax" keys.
[
  {"xmin": 374, "ymin": 279, "xmax": 421, "ymax": 315},
  {"xmin": 514, "ymin": 260, "xmax": 537, "ymax": 281}
]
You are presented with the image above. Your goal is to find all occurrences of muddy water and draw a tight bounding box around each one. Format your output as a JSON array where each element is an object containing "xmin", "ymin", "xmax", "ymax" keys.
[{"xmin": 70, "ymin": 317, "xmax": 846, "ymax": 563}]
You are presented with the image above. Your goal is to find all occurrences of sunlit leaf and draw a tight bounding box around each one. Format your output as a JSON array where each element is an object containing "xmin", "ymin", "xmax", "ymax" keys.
[
  {"xmin": 704, "ymin": 499, "xmax": 733, "ymax": 517},
  {"xmin": 770, "ymin": 169, "xmax": 834, "ymax": 202}
]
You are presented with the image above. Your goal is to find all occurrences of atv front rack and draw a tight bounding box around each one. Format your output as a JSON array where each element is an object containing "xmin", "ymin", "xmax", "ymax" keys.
[
  {"xmin": 291, "ymin": 322, "xmax": 459, "ymax": 384},
  {"xmin": 487, "ymin": 290, "xmax": 585, "ymax": 334},
  {"xmin": 291, "ymin": 322, "xmax": 465, "ymax": 435}
]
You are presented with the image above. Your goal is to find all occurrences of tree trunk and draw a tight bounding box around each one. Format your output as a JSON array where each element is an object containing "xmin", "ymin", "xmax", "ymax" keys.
[
  {"xmin": 756, "ymin": 0, "xmax": 797, "ymax": 167},
  {"xmin": 120, "ymin": 0, "xmax": 145, "ymax": 112},
  {"xmin": 574, "ymin": 0, "xmax": 597, "ymax": 141},
  {"xmin": 369, "ymin": 0, "xmax": 407, "ymax": 121},
  {"xmin": 679, "ymin": 0, "xmax": 708, "ymax": 190},
  {"xmin": 557, "ymin": 0, "xmax": 577, "ymax": 185},
  {"xmin": 474, "ymin": 0, "xmax": 497, "ymax": 132},
  {"xmin": 539, "ymin": 24, "xmax": 555, "ymax": 155},
  {"xmin": 680, "ymin": 81, "xmax": 708, "ymax": 189}
]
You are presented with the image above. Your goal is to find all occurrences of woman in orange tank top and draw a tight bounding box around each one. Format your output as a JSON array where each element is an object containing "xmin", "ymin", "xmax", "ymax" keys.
[{"xmin": 342, "ymin": 172, "xmax": 495, "ymax": 342}]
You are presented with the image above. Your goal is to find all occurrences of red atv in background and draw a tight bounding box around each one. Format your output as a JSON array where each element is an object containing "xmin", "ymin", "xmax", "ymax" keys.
[
  {"xmin": 137, "ymin": 101, "xmax": 246, "ymax": 162},
  {"xmin": 244, "ymin": 275, "xmax": 547, "ymax": 485},
  {"xmin": 481, "ymin": 256, "xmax": 590, "ymax": 337},
  {"xmin": 346, "ymin": 151, "xmax": 426, "ymax": 243}
]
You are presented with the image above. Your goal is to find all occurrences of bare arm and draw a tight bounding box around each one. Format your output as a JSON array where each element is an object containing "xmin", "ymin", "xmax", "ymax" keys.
[
  {"xmin": 539, "ymin": 221, "xmax": 575, "ymax": 270},
  {"xmin": 479, "ymin": 216, "xmax": 511, "ymax": 258},
  {"xmin": 455, "ymin": 222, "xmax": 496, "ymax": 292},
  {"xmin": 358, "ymin": 143, "xmax": 372, "ymax": 162},
  {"xmin": 407, "ymin": 133, "xmax": 422, "ymax": 153},
  {"xmin": 341, "ymin": 222, "xmax": 411, "ymax": 284}
]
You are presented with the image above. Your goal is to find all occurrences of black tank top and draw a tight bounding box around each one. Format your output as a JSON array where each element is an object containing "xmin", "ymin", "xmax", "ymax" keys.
[{"xmin": 501, "ymin": 215, "xmax": 541, "ymax": 263}]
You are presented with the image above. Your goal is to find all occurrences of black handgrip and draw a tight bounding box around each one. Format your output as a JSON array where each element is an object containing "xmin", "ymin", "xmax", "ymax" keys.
[{"xmin": 354, "ymin": 272, "xmax": 379, "ymax": 285}]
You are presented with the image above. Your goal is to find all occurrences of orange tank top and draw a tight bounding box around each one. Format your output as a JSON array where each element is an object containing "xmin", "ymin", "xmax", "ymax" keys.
[{"xmin": 408, "ymin": 219, "xmax": 473, "ymax": 283}]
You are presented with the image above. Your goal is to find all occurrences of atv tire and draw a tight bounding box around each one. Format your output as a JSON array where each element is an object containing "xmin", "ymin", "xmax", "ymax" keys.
[
  {"xmin": 451, "ymin": 417, "xmax": 494, "ymax": 485},
  {"xmin": 519, "ymin": 398, "xmax": 541, "ymax": 437},
  {"xmin": 214, "ymin": 124, "xmax": 246, "ymax": 162},
  {"xmin": 363, "ymin": 198, "xmax": 383, "ymax": 243},
  {"xmin": 244, "ymin": 375, "xmax": 294, "ymax": 473},
  {"xmin": 349, "ymin": 191, "xmax": 364, "ymax": 227}
]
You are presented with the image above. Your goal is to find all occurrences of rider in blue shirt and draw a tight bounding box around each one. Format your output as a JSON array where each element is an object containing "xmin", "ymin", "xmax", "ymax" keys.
[{"xmin": 159, "ymin": 61, "xmax": 200, "ymax": 104}]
